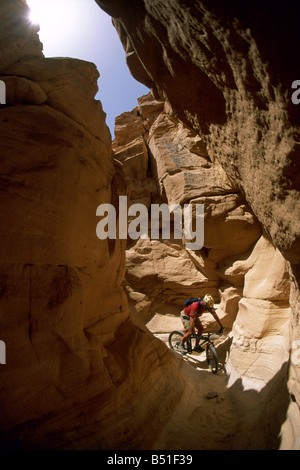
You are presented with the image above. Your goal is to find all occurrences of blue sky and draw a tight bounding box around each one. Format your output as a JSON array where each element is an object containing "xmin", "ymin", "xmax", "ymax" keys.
[{"xmin": 26, "ymin": 0, "xmax": 150, "ymax": 137}]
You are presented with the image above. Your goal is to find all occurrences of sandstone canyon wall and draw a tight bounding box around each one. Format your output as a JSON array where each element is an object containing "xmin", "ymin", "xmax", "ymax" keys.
[
  {"xmin": 97, "ymin": 0, "xmax": 300, "ymax": 449},
  {"xmin": 0, "ymin": 0, "xmax": 187, "ymax": 450},
  {"xmin": 0, "ymin": 0, "xmax": 299, "ymax": 450},
  {"xmin": 112, "ymin": 91, "xmax": 293, "ymax": 449}
]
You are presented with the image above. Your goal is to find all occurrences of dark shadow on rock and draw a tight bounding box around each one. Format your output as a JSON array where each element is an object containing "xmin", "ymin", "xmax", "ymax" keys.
[{"xmin": 226, "ymin": 361, "xmax": 291, "ymax": 449}]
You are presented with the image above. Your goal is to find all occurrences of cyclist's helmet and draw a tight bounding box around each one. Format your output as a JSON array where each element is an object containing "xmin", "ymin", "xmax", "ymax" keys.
[{"xmin": 203, "ymin": 294, "xmax": 214, "ymax": 309}]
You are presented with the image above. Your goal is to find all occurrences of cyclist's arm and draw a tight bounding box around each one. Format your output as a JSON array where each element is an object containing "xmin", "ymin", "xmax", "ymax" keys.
[{"xmin": 210, "ymin": 308, "xmax": 223, "ymax": 329}]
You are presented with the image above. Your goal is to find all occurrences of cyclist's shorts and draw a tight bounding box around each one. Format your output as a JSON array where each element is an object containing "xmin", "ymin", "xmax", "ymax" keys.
[{"xmin": 180, "ymin": 310, "xmax": 190, "ymax": 331}]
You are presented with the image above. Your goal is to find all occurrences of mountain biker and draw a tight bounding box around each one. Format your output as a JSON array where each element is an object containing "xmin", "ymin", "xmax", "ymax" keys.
[{"xmin": 180, "ymin": 294, "xmax": 223, "ymax": 352}]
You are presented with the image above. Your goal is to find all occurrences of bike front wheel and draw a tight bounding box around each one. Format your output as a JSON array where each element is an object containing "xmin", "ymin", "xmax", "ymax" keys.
[
  {"xmin": 169, "ymin": 330, "xmax": 189, "ymax": 353},
  {"xmin": 206, "ymin": 343, "xmax": 218, "ymax": 374}
]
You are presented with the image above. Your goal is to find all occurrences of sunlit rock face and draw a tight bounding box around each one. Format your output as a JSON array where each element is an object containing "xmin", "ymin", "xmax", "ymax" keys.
[
  {"xmin": 113, "ymin": 92, "xmax": 263, "ymax": 325},
  {"xmin": 97, "ymin": 0, "xmax": 300, "ymax": 262},
  {"xmin": 98, "ymin": 0, "xmax": 300, "ymax": 449},
  {"xmin": 113, "ymin": 92, "xmax": 292, "ymax": 449}
]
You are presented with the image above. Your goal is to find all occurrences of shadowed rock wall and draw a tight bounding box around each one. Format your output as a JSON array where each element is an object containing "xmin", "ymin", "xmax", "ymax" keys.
[{"xmin": 0, "ymin": 0, "xmax": 186, "ymax": 450}]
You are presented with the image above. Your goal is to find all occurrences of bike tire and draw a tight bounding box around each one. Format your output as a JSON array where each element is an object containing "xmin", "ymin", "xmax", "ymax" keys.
[
  {"xmin": 206, "ymin": 343, "xmax": 218, "ymax": 374},
  {"xmin": 169, "ymin": 330, "xmax": 188, "ymax": 353}
]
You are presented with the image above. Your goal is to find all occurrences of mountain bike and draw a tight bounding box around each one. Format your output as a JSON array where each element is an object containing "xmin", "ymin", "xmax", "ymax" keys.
[{"xmin": 168, "ymin": 329, "xmax": 221, "ymax": 374}]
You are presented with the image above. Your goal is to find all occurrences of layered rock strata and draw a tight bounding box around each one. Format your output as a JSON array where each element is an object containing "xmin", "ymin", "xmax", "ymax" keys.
[
  {"xmin": 113, "ymin": 95, "xmax": 291, "ymax": 449},
  {"xmin": 97, "ymin": 0, "xmax": 300, "ymax": 259},
  {"xmin": 98, "ymin": 0, "xmax": 300, "ymax": 449},
  {"xmin": 113, "ymin": 92, "xmax": 263, "ymax": 326}
]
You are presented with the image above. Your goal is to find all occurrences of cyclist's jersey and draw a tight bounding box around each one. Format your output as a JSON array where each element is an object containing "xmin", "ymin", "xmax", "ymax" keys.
[{"xmin": 183, "ymin": 300, "xmax": 207, "ymax": 320}]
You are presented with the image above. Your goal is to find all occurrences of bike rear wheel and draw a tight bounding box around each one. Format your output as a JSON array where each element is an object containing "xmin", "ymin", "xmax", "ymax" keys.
[
  {"xmin": 206, "ymin": 343, "xmax": 218, "ymax": 374},
  {"xmin": 169, "ymin": 330, "xmax": 189, "ymax": 353}
]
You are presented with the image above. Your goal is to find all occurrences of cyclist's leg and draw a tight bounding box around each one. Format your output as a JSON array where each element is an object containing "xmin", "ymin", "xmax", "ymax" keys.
[
  {"xmin": 180, "ymin": 311, "xmax": 191, "ymax": 345},
  {"xmin": 195, "ymin": 318, "xmax": 204, "ymax": 347},
  {"xmin": 181, "ymin": 329, "xmax": 192, "ymax": 345}
]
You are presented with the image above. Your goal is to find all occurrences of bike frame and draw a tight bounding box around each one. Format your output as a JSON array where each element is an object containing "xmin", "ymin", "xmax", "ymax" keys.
[
  {"xmin": 187, "ymin": 331, "xmax": 214, "ymax": 344},
  {"xmin": 185, "ymin": 331, "xmax": 217, "ymax": 353},
  {"xmin": 168, "ymin": 329, "xmax": 219, "ymax": 373}
]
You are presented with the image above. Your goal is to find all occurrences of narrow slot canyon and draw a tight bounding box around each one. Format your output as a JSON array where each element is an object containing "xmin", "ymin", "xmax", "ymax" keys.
[{"xmin": 0, "ymin": 0, "xmax": 299, "ymax": 451}]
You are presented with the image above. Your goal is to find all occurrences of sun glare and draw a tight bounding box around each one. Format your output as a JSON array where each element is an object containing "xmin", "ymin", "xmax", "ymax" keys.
[
  {"xmin": 25, "ymin": 0, "xmax": 150, "ymax": 135},
  {"xmin": 26, "ymin": 0, "xmax": 89, "ymax": 56}
]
